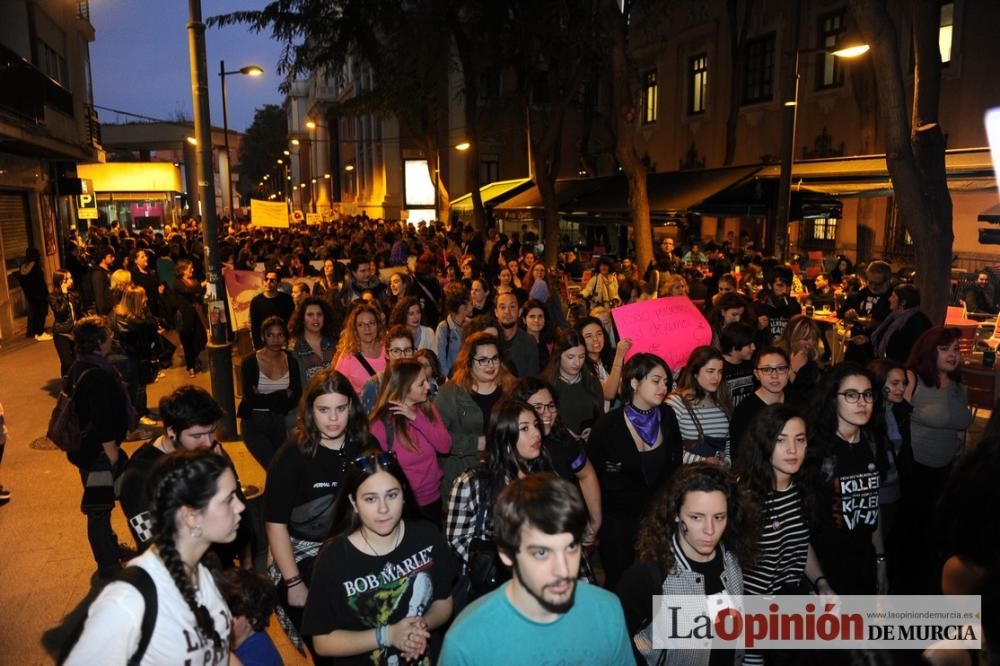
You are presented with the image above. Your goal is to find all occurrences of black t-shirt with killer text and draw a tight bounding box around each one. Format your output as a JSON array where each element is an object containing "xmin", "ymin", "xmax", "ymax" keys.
[
  {"xmin": 810, "ymin": 432, "xmax": 881, "ymax": 594},
  {"xmin": 723, "ymin": 360, "xmax": 755, "ymax": 409},
  {"xmin": 301, "ymin": 519, "xmax": 456, "ymax": 665}
]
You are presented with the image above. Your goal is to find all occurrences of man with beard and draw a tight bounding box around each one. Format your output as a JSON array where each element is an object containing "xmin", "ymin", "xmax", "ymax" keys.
[
  {"xmin": 440, "ymin": 474, "xmax": 631, "ymax": 665},
  {"xmin": 494, "ymin": 291, "xmax": 538, "ymax": 377}
]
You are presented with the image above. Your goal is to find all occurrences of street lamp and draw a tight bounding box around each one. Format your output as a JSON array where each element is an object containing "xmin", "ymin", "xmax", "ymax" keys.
[
  {"xmin": 774, "ymin": 42, "xmax": 869, "ymax": 260},
  {"xmin": 219, "ymin": 60, "xmax": 263, "ymax": 217}
]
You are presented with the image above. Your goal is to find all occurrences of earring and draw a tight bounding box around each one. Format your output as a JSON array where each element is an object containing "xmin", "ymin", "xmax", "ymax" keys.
[{"xmin": 190, "ymin": 524, "xmax": 203, "ymax": 538}]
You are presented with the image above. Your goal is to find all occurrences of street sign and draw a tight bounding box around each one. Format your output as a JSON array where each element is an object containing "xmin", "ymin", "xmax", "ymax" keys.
[{"xmin": 77, "ymin": 192, "xmax": 98, "ymax": 219}]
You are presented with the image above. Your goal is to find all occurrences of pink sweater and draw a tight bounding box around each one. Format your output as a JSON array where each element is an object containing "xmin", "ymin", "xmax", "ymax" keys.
[
  {"xmin": 371, "ymin": 405, "xmax": 452, "ymax": 506},
  {"xmin": 335, "ymin": 348, "xmax": 386, "ymax": 395}
]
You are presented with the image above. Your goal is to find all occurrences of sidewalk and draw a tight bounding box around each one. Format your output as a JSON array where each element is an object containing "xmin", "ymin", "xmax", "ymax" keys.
[{"xmin": 0, "ymin": 338, "xmax": 308, "ymax": 664}]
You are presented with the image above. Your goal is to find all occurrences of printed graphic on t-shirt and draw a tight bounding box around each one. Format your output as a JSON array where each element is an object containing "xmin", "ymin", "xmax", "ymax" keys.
[
  {"xmin": 831, "ymin": 470, "xmax": 879, "ymax": 530},
  {"xmin": 342, "ymin": 546, "xmax": 436, "ymax": 665}
]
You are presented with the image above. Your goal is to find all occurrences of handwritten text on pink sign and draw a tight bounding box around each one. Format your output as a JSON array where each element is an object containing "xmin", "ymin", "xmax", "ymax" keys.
[{"xmin": 611, "ymin": 296, "xmax": 712, "ymax": 371}]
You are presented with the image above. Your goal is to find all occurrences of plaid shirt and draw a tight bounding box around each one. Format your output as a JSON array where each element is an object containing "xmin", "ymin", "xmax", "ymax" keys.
[{"xmin": 446, "ymin": 469, "xmax": 491, "ymax": 567}]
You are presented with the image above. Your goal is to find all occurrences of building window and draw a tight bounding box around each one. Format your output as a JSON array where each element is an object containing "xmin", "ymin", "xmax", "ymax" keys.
[
  {"xmin": 689, "ymin": 54, "xmax": 707, "ymax": 114},
  {"xmin": 742, "ymin": 34, "xmax": 775, "ymax": 104},
  {"xmin": 480, "ymin": 155, "xmax": 499, "ymax": 184},
  {"xmin": 816, "ymin": 11, "xmax": 846, "ymax": 89},
  {"xmin": 939, "ymin": 1, "xmax": 954, "ymax": 64},
  {"xmin": 37, "ymin": 39, "xmax": 69, "ymax": 88},
  {"xmin": 811, "ymin": 217, "xmax": 838, "ymax": 241},
  {"xmin": 641, "ymin": 69, "xmax": 658, "ymax": 124}
]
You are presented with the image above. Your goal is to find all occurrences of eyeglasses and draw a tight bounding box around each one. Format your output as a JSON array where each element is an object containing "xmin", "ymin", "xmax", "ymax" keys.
[
  {"xmin": 356, "ymin": 320, "xmax": 378, "ymax": 329},
  {"xmin": 756, "ymin": 365, "xmax": 789, "ymax": 376},
  {"xmin": 473, "ymin": 355, "xmax": 501, "ymax": 368},
  {"xmin": 351, "ymin": 451, "xmax": 397, "ymax": 473},
  {"xmin": 529, "ymin": 402, "xmax": 557, "ymax": 414},
  {"xmin": 387, "ymin": 346, "xmax": 415, "ymax": 358},
  {"xmin": 838, "ymin": 389, "xmax": 875, "ymax": 404}
]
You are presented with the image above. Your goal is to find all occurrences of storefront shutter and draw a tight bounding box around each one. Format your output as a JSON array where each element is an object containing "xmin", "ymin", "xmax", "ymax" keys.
[{"xmin": 0, "ymin": 193, "xmax": 31, "ymax": 267}]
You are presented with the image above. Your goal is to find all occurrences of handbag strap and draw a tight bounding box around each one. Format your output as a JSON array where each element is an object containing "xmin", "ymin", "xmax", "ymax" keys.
[
  {"xmin": 473, "ymin": 474, "xmax": 489, "ymax": 536},
  {"xmin": 681, "ymin": 398, "xmax": 706, "ymax": 442},
  {"xmin": 354, "ymin": 352, "xmax": 378, "ymax": 377},
  {"xmin": 382, "ymin": 415, "xmax": 395, "ymax": 451}
]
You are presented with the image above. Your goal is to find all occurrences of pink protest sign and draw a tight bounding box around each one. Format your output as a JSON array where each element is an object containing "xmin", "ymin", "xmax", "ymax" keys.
[{"xmin": 611, "ymin": 296, "xmax": 713, "ymax": 371}]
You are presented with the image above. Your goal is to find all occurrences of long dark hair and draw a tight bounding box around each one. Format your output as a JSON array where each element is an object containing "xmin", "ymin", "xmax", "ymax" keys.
[
  {"xmin": 804, "ymin": 363, "xmax": 888, "ymax": 489},
  {"xmin": 287, "ymin": 295, "xmax": 337, "ymax": 339},
  {"xmin": 675, "ymin": 345, "xmax": 732, "ymax": 413},
  {"xmin": 574, "ymin": 316, "xmax": 614, "ymax": 370},
  {"xmin": 482, "ymin": 398, "xmax": 554, "ymax": 503},
  {"xmin": 735, "ymin": 403, "xmax": 812, "ymax": 516},
  {"xmin": 329, "ymin": 449, "xmax": 419, "ymax": 539},
  {"xmin": 543, "ymin": 328, "xmax": 588, "ymax": 380},
  {"xmin": 513, "ymin": 377, "xmax": 572, "ymax": 443},
  {"xmin": 294, "ymin": 368, "xmax": 369, "ymax": 457},
  {"xmin": 635, "ymin": 462, "xmax": 759, "ymax": 575},
  {"xmin": 148, "ymin": 450, "xmax": 231, "ymax": 653}
]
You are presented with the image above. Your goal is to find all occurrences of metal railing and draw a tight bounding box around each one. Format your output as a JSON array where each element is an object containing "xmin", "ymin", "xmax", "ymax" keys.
[{"xmin": 77, "ymin": 0, "xmax": 90, "ymax": 21}]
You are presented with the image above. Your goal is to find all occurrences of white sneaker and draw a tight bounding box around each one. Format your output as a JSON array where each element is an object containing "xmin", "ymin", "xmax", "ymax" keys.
[{"xmin": 35, "ymin": 333, "xmax": 53, "ymax": 341}]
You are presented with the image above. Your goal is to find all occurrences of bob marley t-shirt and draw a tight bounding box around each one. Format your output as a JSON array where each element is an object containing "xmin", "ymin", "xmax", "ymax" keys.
[{"xmin": 301, "ymin": 519, "xmax": 456, "ymax": 665}]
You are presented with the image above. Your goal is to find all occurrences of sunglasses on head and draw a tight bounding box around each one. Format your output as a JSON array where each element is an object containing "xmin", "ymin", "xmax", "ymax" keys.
[{"xmin": 351, "ymin": 451, "xmax": 397, "ymax": 473}]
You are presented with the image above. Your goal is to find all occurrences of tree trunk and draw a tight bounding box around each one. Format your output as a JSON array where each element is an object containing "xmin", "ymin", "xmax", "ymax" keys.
[
  {"xmin": 448, "ymin": 9, "xmax": 487, "ymax": 232},
  {"xmin": 603, "ymin": 0, "xmax": 653, "ymax": 272},
  {"xmin": 849, "ymin": 0, "xmax": 952, "ymax": 325},
  {"xmin": 724, "ymin": 0, "xmax": 754, "ymax": 166}
]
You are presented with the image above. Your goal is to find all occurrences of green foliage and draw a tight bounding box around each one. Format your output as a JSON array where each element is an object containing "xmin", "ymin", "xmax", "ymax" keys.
[{"xmin": 236, "ymin": 104, "xmax": 288, "ymax": 199}]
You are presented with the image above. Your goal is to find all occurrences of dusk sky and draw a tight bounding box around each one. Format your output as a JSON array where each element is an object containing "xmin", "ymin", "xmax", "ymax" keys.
[{"xmin": 89, "ymin": 0, "xmax": 288, "ymax": 133}]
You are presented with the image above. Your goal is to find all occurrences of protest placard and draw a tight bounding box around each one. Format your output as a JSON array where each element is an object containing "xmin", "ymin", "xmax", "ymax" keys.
[{"xmin": 611, "ymin": 296, "xmax": 712, "ymax": 371}]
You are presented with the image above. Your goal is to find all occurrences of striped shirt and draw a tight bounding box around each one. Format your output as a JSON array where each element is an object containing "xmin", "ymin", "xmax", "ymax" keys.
[
  {"xmin": 666, "ymin": 394, "xmax": 731, "ymax": 464},
  {"xmin": 743, "ymin": 484, "xmax": 810, "ymax": 595}
]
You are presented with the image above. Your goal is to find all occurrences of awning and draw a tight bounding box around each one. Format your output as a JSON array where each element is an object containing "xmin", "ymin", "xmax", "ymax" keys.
[
  {"xmin": 493, "ymin": 177, "xmax": 614, "ymax": 216},
  {"xmin": 564, "ymin": 165, "xmax": 762, "ymax": 218},
  {"xmin": 979, "ymin": 203, "xmax": 1000, "ymax": 224},
  {"xmin": 753, "ymin": 147, "xmax": 997, "ymax": 197},
  {"xmin": 450, "ymin": 178, "xmax": 533, "ymax": 212}
]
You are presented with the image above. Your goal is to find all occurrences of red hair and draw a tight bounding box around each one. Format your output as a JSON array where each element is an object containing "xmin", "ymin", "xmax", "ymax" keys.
[{"xmin": 905, "ymin": 326, "xmax": 962, "ymax": 388}]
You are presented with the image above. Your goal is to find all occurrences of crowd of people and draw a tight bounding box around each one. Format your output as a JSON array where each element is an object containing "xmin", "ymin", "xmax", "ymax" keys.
[{"xmin": 42, "ymin": 214, "xmax": 999, "ymax": 665}]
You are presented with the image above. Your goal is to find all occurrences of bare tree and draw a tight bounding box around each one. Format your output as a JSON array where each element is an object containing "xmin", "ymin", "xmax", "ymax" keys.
[{"xmin": 849, "ymin": 0, "xmax": 952, "ymax": 324}]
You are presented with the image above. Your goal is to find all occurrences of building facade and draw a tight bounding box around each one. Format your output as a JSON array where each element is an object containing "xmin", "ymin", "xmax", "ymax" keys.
[{"xmin": 0, "ymin": 0, "xmax": 101, "ymax": 341}]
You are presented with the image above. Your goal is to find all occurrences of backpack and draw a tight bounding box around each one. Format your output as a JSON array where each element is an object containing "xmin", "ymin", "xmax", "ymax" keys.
[
  {"xmin": 58, "ymin": 566, "xmax": 158, "ymax": 665},
  {"xmin": 47, "ymin": 369, "xmax": 95, "ymax": 452}
]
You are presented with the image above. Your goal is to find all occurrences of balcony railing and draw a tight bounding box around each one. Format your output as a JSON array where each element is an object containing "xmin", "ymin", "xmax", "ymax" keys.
[
  {"xmin": 84, "ymin": 103, "xmax": 102, "ymax": 149},
  {"xmin": 0, "ymin": 43, "xmax": 74, "ymax": 123},
  {"xmin": 77, "ymin": 0, "xmax": 90, "ymax": 21}
]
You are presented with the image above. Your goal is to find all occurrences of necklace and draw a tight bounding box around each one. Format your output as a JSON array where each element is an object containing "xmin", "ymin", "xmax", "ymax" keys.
[
  {"xmin": 359, "ymin": 523, "xmax": 402, "ymax": 557},
  {"xmin": 837, "ymin": 429, "xmax": 860, "ymax": 444},
  {"xmin": 320, "ymin": 433, "xmax": 346, "ymax": 450},
  {"xmin": 183, "ymin": 562, "xmax": 200, "ymax": 593}
]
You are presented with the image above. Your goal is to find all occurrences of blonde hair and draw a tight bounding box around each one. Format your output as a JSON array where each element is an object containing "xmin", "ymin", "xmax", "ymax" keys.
[
  {"xmin": 776, "ymin": 314, "xmax": 820, "ymax": 362},
  {"xmin": 334, "ymin": 301, "xmax": 384, "ymax": 363},
  {"xmin": 111, "ymin": 269, "xmax": 133, "ymax": 293},
  {"xmin": 114, "ymin": 285, "xmax": 148, "ymax": 319},
  {"xmin": 658, "ymin": 273, "xmax": 688, "ymax": 297}
]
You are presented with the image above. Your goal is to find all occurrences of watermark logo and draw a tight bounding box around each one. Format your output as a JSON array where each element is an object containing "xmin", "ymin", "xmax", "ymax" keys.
[{"xmin": 651, "ymin": 595, "xmax": 981, "ymax": 650}]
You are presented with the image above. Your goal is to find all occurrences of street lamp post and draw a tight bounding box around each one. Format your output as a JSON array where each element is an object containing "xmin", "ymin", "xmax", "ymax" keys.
[
  {"xmin": 186, "ymin": 0, "xmax": 236, "ymax": 438},
  {"xmin": 219, "ymin": 60, "xmax": 262, "ymax": 218},
  {"xmin": 774, "ymin": 43, "xmax": 869, "ymax": 261}
]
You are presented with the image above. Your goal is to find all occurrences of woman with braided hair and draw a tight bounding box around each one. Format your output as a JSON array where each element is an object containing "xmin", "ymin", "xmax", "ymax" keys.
[{"xmin": 66, "ymin": 449, "xmax": 244, "ymax": 664}]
